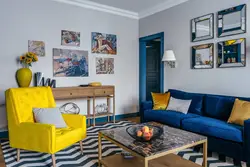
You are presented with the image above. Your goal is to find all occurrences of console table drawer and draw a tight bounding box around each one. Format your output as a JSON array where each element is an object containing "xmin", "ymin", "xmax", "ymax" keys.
[
  {"xmin": 78, "ymin": 89, "xmax": 94, "ymax": 97},
  {"xmin": 53, "ymin": 90, "xmax": 79, "ymax": 99},
  {"xmin": 94, "ymin": 88, "xmax": 114, "ymax": 96}
]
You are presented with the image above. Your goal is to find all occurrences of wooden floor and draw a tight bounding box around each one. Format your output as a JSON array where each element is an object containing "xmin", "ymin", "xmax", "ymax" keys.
[{"xmin": 0, "ymin": 117, "xmax": 140, "ymax": 167}]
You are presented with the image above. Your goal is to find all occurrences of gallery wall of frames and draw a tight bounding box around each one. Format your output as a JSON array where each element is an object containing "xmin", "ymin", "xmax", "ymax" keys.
[
  {"xmin": 29, "ymin": 30, "xmax": 116, "ymax": 77},
  {"xmin": 191, "ymin": 4, "xmax": 246, "ymax": 69}
]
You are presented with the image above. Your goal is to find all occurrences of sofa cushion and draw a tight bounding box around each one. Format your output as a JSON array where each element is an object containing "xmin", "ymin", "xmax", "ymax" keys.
[
  {"xmin": 182, "ymin": 116, "xmax": 243, "ymax": 143},
  {"xmin": 204, "ymin": 95, "xmax": 235, "ymax": 121},
  {"xmin": 168, "ymin": 89, "xmax": 204, "ymax": 115},
  {"xmin": 144, "ymin": 109, "xmax": 200, "ymax": 128}
]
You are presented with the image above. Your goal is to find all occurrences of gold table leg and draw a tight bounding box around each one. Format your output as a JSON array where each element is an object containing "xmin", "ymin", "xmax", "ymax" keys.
[
  {"xmin": 144, "ymin": 159, "xmax": 148, "ymax": 167},
  {"xmin": 202, "ymin": 140, "xmax": 207, "ymax": 167}
]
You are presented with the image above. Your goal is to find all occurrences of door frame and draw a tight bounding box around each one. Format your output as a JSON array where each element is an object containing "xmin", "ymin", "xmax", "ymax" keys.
[{"xmin": 139, "ymin": 32, "xmax": 164, "ymax": 104}]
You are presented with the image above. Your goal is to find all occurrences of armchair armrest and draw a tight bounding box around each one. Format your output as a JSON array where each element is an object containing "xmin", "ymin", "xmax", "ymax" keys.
[
  {"xmin": 62, "ymin": 114, "xmax": 86, "ymax": 129},
  {"xmin": 244, "ymin": 119, "xmax": 250, "ymax": 163},
  {"xmin": 140, "ymin": 101, "xmax": 153, "ymax": 123},
  {"xmin": 18, "ymin": 122, "xmax": 56, "ymax": 153}
]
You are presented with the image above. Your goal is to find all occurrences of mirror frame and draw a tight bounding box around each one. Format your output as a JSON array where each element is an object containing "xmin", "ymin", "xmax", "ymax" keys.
[
  {"xmin": 217, "ymin": 38, "xmax": 246, "ymax": 68},
  {"xmin": 217, "ymin": 4, "xmax": 246, "ymax": 38},
  {"xmin": 191, "ymin": 43, "xmax": 214, "ymax": 69},
  {"xmin": 191, "ymin": 13, "xmax": 214, "ymax": 42}
]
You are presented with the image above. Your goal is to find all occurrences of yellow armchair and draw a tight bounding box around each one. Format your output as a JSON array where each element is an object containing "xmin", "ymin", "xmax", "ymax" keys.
[{"xmin": 5, "ymin": 87, "xmax": 87, "ymax": 167}]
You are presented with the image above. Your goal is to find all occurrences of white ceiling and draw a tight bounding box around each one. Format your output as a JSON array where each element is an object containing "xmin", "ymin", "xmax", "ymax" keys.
[
  {"xmin": 52, "ymin": 0, "xmax": 189, "ymax": 19},
  {"xmin": 87, "ymin": 0, "xmax": 168, "ymax": 13}
]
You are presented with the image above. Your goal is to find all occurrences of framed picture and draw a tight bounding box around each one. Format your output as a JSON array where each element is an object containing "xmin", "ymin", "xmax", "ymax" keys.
[
  {"xmin": 191, "ymin": 13, "xmax": 214, "ymax": 42},
  {"xmin": 218, "ymin": 4, "xmax": 246, "ymax": 37},
  {"xmin": 96, "ymin": 57, "xmax": 114, "ymax": 74},
  {"xmin": 61, "ymin": 30, "xmax": 80, "ymax": 46},
  {"xmin": 28, "ymin": 40, "xmax": 45, "ymax": 57},
  {"xmin": 217, "ymin": 38, "xmax": 246, "ymax": 68},
  {"xmin": 191, "ymin": 43, "xmax": 214, "ymax": 69},
  {"xmin": 53, "ymin": 48, "xmax": 88, "ymax": 77},
  {"xmin": 92, "ymin": 32, "xmax": 117, "ymax": 55}
]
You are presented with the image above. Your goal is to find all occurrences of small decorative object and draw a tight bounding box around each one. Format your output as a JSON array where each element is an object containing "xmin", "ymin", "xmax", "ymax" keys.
[
  {"xmin": 162, "ymin": 50, "xmax": 176, "ymax": 68},
  {"xmin": 218, "ymin": 4, "xmax": 246, "ymax": 37},
  {"xmin": 89, "ymin": 82, "xmax": 102, "ymax": 87},
  {"xmin": 96, "ymin": 58, "xmax": 114, "ymax": 74},
  {"xmin": 16, "ymin": 52, "xmax": 38, "ymax": 87},
  {"xmin": 126, "ymin": 124, "xmax": 163, "ymax": 142},
  {"xmin": 191, "ymin": 13, "xmax": 214, "ymax": 42},
  {"xmin": 59, "ymin": 102, "xmax": 80, "ymax": 114},
  {"xmin": 92, "ymin": 32, "xmax": 117, "ymax": 55},
  {"xmin": 53, "ymin": 48, "xmax": 89, "ymax": 77},
  {"xmin": 61, "ymin": 30, "xmax": 80, "ymax": 46},
  {"xmin": 192, "ymin": 43, "xmax": 214, "ymax": 69},
  {"xmin": 28, "ymin": 40, "xmax": 45, "ymax": 57},
  {"xmin": 34, "ymin": 72, "xmax": 56, "ymax": 88},
  {"xmin": 218, "ymin": 38, "xmax": 246, "ymax": 68},
  {"xmin": 95, "ymin": 103, "xmax": 109, "ymax": 115}
]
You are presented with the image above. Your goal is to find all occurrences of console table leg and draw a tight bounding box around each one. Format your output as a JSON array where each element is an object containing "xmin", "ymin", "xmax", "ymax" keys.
[
  {"xmin": 113, "ymin": 96, "xmax": 115, "ymax": 123},
  {"xmin": 87, "ymin": 98, "xmax": 90, "ymax": 126},
  {"xmin": 107, "ymin": 97, "xmax": 110, "ymax": 122},
  {"xmin": 202, "ymin": 140, "xmax": 207, "ymax": 167},
  {"xmin": 93, "ymin": 97, "xmax": 96, "ymax": 127}
]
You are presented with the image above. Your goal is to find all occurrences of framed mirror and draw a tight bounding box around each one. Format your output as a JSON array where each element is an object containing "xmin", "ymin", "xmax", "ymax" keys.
[
  {"xmin": 218, "ymin": 38, "xmax": 246, "ymax": 68},
  {"xmin": 191, "ymin": 13, "xmax": 214, "ymax": 42},
  {"xmin": 191, "ymin": 43, "xmax": 214, "ymax": 69},
  {"xmin": 218, "ymin": 4, "xmax": 246, "ymax": 37}
]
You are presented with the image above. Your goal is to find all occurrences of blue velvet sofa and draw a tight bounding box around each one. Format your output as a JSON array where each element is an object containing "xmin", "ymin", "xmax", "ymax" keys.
[{"xmin": 140, "ymin": 89, "xmax": 250, "ymax": 164}]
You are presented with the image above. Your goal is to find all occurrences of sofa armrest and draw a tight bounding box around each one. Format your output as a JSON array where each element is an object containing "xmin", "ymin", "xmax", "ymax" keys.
[
  {"xmin": 244, "ymin": 119, "xmax": 250, "ymax": 163},
  {"xmin": 140, "ymin": 101, "xmax": 153, "ymax": 122}
]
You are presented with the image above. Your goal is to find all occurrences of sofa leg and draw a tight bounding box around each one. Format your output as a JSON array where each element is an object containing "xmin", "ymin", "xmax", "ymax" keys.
[
  {"xmin": 17, "ymin": 149, "xmax": 20, "ymax": 162},
  {"xmin": 79, "ymin": 140, "xmax": 83, "ymax": 155},
  {"xmin": 52, "ymin": 154, "xmax": 56, "ymax": 167}
]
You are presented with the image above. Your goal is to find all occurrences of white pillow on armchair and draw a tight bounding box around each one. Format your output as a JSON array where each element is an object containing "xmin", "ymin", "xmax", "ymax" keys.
[{"xmin": 33, "ymin": 108, "xmax": 67, "ymax": 128}]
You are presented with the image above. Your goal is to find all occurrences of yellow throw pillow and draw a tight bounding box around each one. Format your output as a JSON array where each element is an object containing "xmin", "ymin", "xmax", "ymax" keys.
[
  {"xmin": 151, "ymin": 92, "xmax": 170, "ymax": 110},
  {"xmin": 228, "ymin": 98, "xmax": 250, "ymax": 126}
]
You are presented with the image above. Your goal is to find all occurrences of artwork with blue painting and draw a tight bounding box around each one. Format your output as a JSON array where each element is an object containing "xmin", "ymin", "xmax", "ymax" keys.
[
  {"xmin": 53, "ymin": 48, "xmax": 88, "ymax": 77},
  {"xmin": 92, "ymin": 32, "xmax": 117, "ymax": 55}
]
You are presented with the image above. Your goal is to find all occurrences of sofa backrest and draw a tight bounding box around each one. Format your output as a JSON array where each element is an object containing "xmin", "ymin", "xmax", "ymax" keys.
[
  {"xmin": 168, "ymin": 89, "xmax": 250, "ymax": 121},
  {"xmin": 204, "ymin": 94, "xmax": 250, "ymax": 121},
  {"xmin": 168, "ymin": 89, "xmax": 204, "ymax": 115}
]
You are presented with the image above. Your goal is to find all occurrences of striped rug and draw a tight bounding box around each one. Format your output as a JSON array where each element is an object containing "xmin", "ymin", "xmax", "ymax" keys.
[{"xmin": 1, "ymin": 121, "xmax": 247, "ymax": 167}]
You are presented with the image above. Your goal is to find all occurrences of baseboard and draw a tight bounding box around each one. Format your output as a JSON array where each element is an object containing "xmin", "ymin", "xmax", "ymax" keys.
[{"xmin": 88, "ymin": 112, "xmax": 139, "ymax": 125}]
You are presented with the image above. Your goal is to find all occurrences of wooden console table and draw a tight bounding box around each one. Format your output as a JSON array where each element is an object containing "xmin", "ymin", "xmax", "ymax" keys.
[{"xmin": 52, "ymin": 85, "xmax": 115, "ymax": 126}]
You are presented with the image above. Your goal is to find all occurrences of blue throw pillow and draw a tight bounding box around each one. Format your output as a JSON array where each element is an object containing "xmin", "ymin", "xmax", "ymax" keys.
[{"xmin": 168, "ymin": 89, "xmax": 204, "ymax": 115}]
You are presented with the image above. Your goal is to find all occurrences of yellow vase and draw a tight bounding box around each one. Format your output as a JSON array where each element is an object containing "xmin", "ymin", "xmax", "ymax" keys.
[{"xmin": 16, "ymin": 68, "xmax": 32, "ymax": 87}]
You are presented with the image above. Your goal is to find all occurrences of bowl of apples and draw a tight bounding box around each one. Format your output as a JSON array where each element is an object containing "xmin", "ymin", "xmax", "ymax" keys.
[{"xmin": 126, "ymin": 125, "xmax": 163, "ymax": 142}]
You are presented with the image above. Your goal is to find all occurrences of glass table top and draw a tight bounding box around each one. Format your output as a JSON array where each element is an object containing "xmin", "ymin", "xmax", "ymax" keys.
[{"xmin": 99, "ymin": 122, "xmax": 207, "ymax": 157}]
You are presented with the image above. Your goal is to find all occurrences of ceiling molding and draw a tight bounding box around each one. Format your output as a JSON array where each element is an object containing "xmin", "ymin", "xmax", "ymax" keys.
[
  {"xmin": 51, "ymin": 0, "xmax": 189, "ymax": 20},
  {"xmin": 139, "ymin": 0, "xmax": 189, "ymax": 19},
  {"xmin": 51, "ymin": 0, "xmax": 139, "ymax": 19}
]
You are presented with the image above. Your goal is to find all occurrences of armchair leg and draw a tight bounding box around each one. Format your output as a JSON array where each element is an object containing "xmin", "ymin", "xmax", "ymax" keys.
[
  {"xmin": 17, "ymin": 149, "xmax": 20, "ymax": 162},
  {"xmin": 52, "ymin": 154, "xmax": 56, "ymax": 167},
  {"xmin": 79, "ymin": 140, "xmax": 83, "ymax": 155}
]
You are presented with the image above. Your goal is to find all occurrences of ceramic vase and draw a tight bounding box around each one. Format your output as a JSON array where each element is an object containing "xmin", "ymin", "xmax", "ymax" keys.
[{"xmin": 16, "ymin": 68, "xmax": 32, "ymax": 87}]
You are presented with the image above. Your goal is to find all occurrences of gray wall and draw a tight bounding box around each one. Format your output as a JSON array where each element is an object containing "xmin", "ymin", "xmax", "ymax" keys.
[
  {"xmin": 140, "ymin": 0, "xmax": 250, "ymax": 97},
  {"xmin": 0, "ymin": 0, "xmax": 139, "ymax": 128}
]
